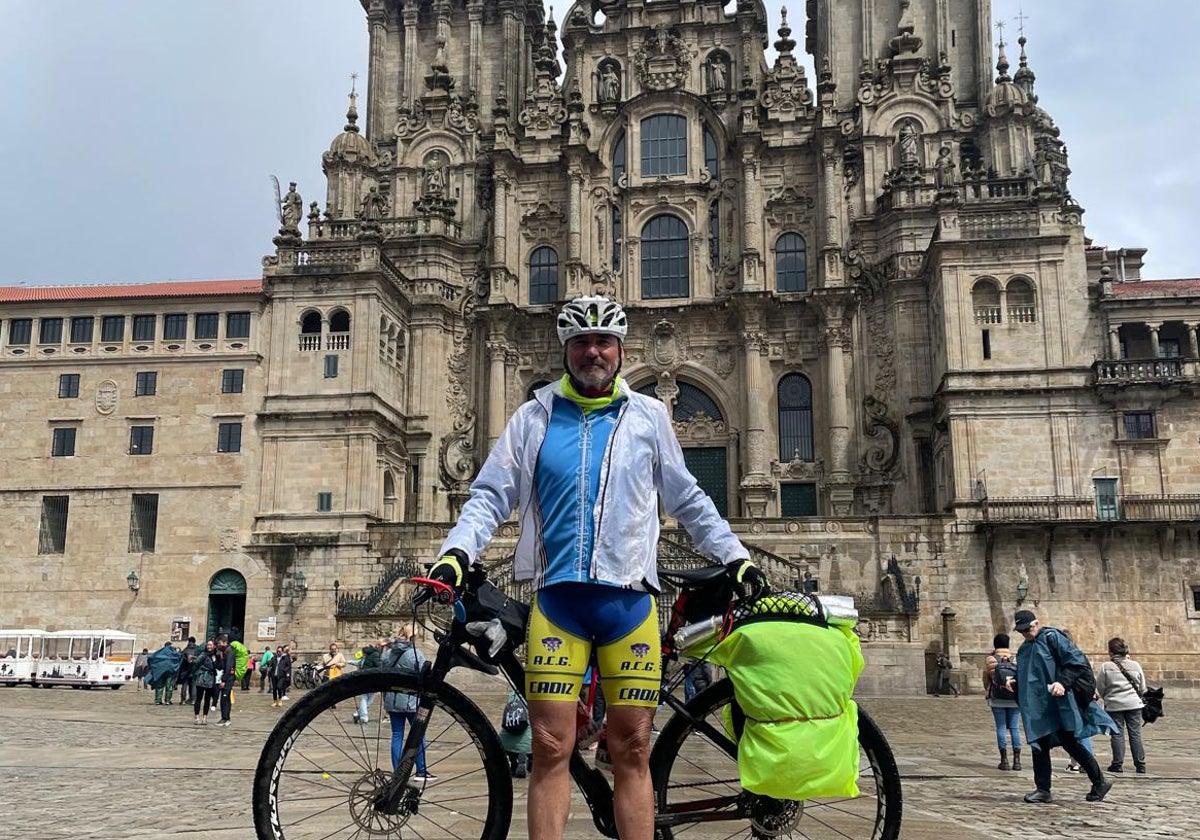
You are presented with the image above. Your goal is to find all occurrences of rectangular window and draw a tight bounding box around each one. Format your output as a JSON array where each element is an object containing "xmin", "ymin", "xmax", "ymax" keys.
[
  {"xmin": 129, "ymin": 425, "xmax": 154, "ymax": 455},
  {"xmin": 226, "ymin": 311, "xmax": 251, "ymax": 339},
  {"xmin": 39, "ymin": 317, "xmax": 63, "ymax": 344},
  {"xmin": 780, "ymin": 483, "xmax": 819, "ymax": 517},
  {"xmin": 132, "ymin": 314, "xmax": 156, "ymax": 342},
  {"xmin": 134, "ymin": 371, "xmax": 158, "ymax": 396},
  {"xmin": 9, "ymin": 318, "xmax": 32, "ymax": 345},
  {"xmin": 100, "ymin": 315, "xmax": 125, "ymax": 343},
  {"xmin": 194, "ymin": 312, "xmax": 219, "ymax": 340},
  {"xmin": 51, "ymin": 427, "xmax": 77, "ymax": 457},
  {"xmin": 1194, "ymin": 586, "xmax": 1200, "ymax": 614},
  {"xmin": 1159, "ymin": 338, "xmax": 1181, "ymax": 358},
  {"xmin": 221, "ymin": 368, "xmax": 244, "ymax": 393},
  {"xmin": 217, "ymin": 422, "xmax": 242, "ymax": 453},
  {"xmin": 982, "ymin": 329, "xmax": 992, "ymax": 360},
  {"xmin": 1094, "ymin": 477, "xmax": 1119, "ymax": 521},
  {"xmin": 58, "ymin": 373, "xmax": 80, "ymax": 398},
  {"xmin": 38, "ymin": 495, "xmax": 70, "ymax": 554},
  {"xmin": 640, "ymin": 114, "xmax": 688, "ymax": 176},
  {"xmin": 324, "ymin": 354, "xmax": 339, "ymax": 378},
  {"xmin": 69, "ymin": 316, "xmax": 94, "ymax": 344},
  {"xmin": 317, "ymin": 491, "xmax": 333, "ymax": 512},
  {"xmin": 163, "ymin": 314, "xmax": 188, "ymax": 340},
  {"xmin": 128, "ymin": 493, "xmax": 159, "ymax": 553},
  {"xmin": 1123, "ymin": 412, "xmax": 1155, "ymax": 439}
]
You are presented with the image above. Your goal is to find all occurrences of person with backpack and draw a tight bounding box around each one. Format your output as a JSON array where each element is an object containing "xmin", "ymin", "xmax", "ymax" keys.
[
  {"xmin": 382, "ymin": 624, "xmax": 434, "ymax": 781},
  {"xmin": 1095, "ymin": 636, "xmax": 1148, "ymax": 774},
  {"xmin": 242, "ymin": 653, "xmax": 256, "ymax": 692},
  {"xmin": 352, "ymin": 639, "xmax": 384, "ymax": 724},
  {"xmin": 1007, "ymin": 610, "xmax": 1118, "ymax": 804},
  {"xmin": 498, "ymin": 690, "xmax": 533, "ymax": 778},
  {"xmin": 983, "ymin": 633, "xmax": 1022, "ymax": 771},
  {"xmin": 214, "ymin": 634, "xmax": 238, "ymax": 727},
  {"xmin": 192, "ymin": 639, "xmax": 220, "ymax": 725},
  {"xmin": 259, "ymin": 645, "xmax": 275, "ymax": 693},
  {"xmin": 271, "ymin": 645, "xmax": 292, "ymax": 708}
]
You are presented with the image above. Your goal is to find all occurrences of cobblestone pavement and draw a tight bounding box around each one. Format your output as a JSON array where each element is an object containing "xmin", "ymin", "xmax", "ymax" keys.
[{"xmin": 0, "ymin": 682, "xmax": 1194, "ymax": 839}]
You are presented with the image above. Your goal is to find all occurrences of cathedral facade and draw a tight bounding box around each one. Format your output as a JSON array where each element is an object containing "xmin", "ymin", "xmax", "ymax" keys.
[{"xmin": 3, "ymin": 0, "xmax": 1199, "ymax": 694}]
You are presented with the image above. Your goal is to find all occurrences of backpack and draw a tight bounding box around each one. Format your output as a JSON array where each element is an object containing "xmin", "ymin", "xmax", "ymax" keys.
[
  {"xmin": 502, "ymin": 694, "xmax": 529, "ymax": 734},
  {"xmin": 231, "ymin": 640, "xmax": 250, "ymax": 681},
  {"xmin": 991, "ymin": 655, "xmax": 1017, "ymax": 700}
]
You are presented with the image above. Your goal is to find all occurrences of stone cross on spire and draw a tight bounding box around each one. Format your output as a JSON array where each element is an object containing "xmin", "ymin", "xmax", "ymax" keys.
[{"xmin": 1013, "ymin": 9, "xmax": 1030, "ymax": 37}]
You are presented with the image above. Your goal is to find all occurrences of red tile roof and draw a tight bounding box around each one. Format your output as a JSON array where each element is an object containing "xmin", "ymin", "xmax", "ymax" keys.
[
  {"xmin": 1111, "ymin": 279, "xmax": 1200, "ymax": 298},
  {"xmin": 0, "ymin": 279, "xmax": 263, "ymax": 303}
]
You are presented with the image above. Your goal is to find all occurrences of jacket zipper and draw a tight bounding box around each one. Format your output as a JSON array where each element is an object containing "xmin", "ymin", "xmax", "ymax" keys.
[{"xmin": 590, "ymin": 400, "xmax": 629, "ymax": 580}]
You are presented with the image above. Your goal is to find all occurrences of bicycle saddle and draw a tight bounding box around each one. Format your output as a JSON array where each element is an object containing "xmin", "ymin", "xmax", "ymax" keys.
[{"xmin": 659, "ymin": 565, "xmax": 728, "ymax": 589}]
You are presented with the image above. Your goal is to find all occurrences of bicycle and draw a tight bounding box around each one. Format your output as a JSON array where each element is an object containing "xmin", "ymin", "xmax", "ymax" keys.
[
  {"xmin": 253, "ymin": 565, "xmax": 902, "ymax": 840},
  {"xmin": 292, "ymin": 661, "xmax": 330, "ymax": 691}
]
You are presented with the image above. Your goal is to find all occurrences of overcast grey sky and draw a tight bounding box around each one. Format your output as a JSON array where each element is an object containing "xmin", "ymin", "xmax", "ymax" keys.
[{"xmin": 1, "ymin": 1, "xmax": 1196, "ymax": 286}]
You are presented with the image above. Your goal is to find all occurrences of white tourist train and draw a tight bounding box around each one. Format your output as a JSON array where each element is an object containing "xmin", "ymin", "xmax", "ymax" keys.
[
  {"xmin": 0, "ymin": 629, "xmax": 44, "ymax": 686},
  {"xmin": 33, "ymin": 629, "xmax": 137, "ymax": 689}
]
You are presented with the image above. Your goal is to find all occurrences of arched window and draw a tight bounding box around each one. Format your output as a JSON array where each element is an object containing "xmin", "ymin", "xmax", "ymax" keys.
[
  {"xmin": 971, "ymin": 278, "xmax": 1002, "ymax": 324},
  {"xmin": 529, "ymin": 247, "xmax": 560, "ymax": 305},
  {"xmin": 640, "ymin": 115, "xmax": 687, "ymax": 176},
  {"xmin": 329, "ymin": 309, "xmax": 351, "ymax": 333},
  {"xmin": 613, "ymin": 131, "xmax": 626, "ymax": 186},
  {"xmin": 300, "ymin": 311, "xmax": 322, "ymax": 334},
  {"xmin": 703, "ymin": 125, "xmax": 719, "ymax": 179},
  {"xmin": 778, "ymin": 374, "xmax": 814, "ymax": 461},
  {"xmin": 641, "ymin": 215, "xmax": 689, "ymax": 299},
  {"xmin": 775, "ymin": 233, "xmax": 808, "ymax": 292},
  {"xmin": 635, "ymin": 381, "xmax": 723, "ymax": 422},
  {"xmin": 1006, "ymin": 277, "xmax": 1037, "ymax": 323}
]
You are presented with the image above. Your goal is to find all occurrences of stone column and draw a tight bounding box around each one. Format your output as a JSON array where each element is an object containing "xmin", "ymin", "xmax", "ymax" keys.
[
  {"xmin": 493, "ymin": 174, "xmax": 510, "ymax": 266},
  {"xmin": 738, "ymin": 328, "xmax": 774, "ymax": 517},
  {"xmin": 1147, "ymin": 321, "xmax": 1162, "ymax": 359},
  {"xmin": 402, "ymin": 7, "xmax": 419, "ymax": 105},
  {"xmin": 740, "ymin": 150, "xmax": 762, "ymax": 291},
  {"xmin": 813, "ymin": 289, "xmax": 856, "ymax": 515},
  {"xmin": 568, "ymin": 169, "xmax": 583, "ymax": 262},
  {"xmin": 940, "ymin": 606, "xmax": 958, "ymax": 661},
  {"xmin": 366, "ymin": 2, "xmax": 387, "ymax": 136},
  {"xmin": 820, "ymin": 149, "xmax": 844, "ymax": 286},
  {"xmin": 467, "ymin": 0, "xmax": 483, "ymax": 93},
  {"xmin": 486, "ymin": 338, "xmax": 508, "ymax": 449},
  {"xmin": 1188, "ymin": 322, "xmax": 1200, "ymax": 359},
  {"xmin": 1108, "ymin": 326, "xmax": 1121, "ymax": 360}
]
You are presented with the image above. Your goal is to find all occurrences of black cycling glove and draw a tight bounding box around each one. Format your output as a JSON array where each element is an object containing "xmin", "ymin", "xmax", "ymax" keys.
[{"xmin": 727, "ymin": 559, "xmax": 769, "ymax": 602}]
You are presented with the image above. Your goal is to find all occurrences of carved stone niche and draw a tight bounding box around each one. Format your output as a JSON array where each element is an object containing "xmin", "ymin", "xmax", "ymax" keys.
[
  {"xmin": 633, "ymin": 25, "xmax": 693, "ymax": 92},
  {"xmin": 764, "ymin": 185, "xmax": 816, "ymax": 229},
  {"xmin": 672, "ymin": 413, "xmax": 728, "ymax": 445}
]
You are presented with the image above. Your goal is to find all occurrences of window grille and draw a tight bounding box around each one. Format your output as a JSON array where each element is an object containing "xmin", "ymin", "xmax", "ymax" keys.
[
  {"xmin": 38, "ymin": 495, "xmax": 70, "ymax": 554},
  {"xmin": 128, "ymin": 493, "xmax": 159, "ymax": 553}
]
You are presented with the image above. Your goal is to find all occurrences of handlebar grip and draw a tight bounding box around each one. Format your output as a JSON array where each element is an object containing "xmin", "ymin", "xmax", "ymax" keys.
[{"xmin": 410, "ymin": 576, "xmax": 456, "ymax": 607}]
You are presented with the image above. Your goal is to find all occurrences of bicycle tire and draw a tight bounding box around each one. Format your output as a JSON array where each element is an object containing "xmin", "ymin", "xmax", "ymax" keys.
[
  {"xmin": 651, "ymin": 678, "xmax": 902, "ymax": 840},
  {"xmin": 253, "ymin": 670, "xmax": 513, "ymax": 840}
]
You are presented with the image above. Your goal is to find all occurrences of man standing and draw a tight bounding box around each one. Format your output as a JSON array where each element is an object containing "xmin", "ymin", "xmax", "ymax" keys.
[
  {"xmin": 147, "ymin": 641, "xmax": 181, "ymax": 705},
  {"xmin": 214, "ymin": 634, "xmax": 235, "ymax": 727},
  {"xmin": 427, "ymin": 296, "xmax": 765, "ymax": 840},
  {"xmin": 259, "ymin": 645, "xmax": 275, "ymax": 693},
  {"xmin": 178, "ymin": 636, "xmax": 198, "ymax": 705},
  {"xmin": 1006, "ymin": 610, "xmax": 1117, "ymax": 803}
]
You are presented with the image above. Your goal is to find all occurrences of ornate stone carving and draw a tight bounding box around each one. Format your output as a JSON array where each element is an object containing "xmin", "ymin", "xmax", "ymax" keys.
[
  {"xmin": 520, "ymin": 201, "xmax": 566, "ymax": 241},
  {"xmin": 445, "ymin": 90, "xmax": 480, "ymax": 133},
  {"xmin": 673, "ymin": 414, "xmax": 727, "ymax": 444},
  {"xmin": 764, "ymin": 185, "xmax": 816, "ymax": 228},
  {"xmin": 518, "ymin": 78, "xmax": 567, "ymax": 141},
  {"xmin": 633, "ymin": 25, "xmax": 693, "ymax": 92},
  {"xmin": 647, "ymin": 319, "xmax": 685, "ymax": 372},
  {"xmin": 771, "ymin": 456, "xmax": 825, "ymax": 480},
  {"xmin": 860, "ymin": 394, "xmax": 900, "ymax": 475},
  {"xmin": 394, "ymin": 98, "xmax": 429, "ymax": 140},
  {"xmin": 95, "ymin": 380, "xmax": 118, "ymax": 415},
  {"xmin": 713, "ymin": 343, "xmax": 736, "ymax": 378}
]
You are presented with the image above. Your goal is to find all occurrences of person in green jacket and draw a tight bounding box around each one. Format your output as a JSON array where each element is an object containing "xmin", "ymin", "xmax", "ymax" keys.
[
  {"xmin": 258, "ymin": 645, "xmax": 274, "ymax": 693},
  {"xmin": 353, "ymin": 639, "xmax": 384, "ymax": 724}
]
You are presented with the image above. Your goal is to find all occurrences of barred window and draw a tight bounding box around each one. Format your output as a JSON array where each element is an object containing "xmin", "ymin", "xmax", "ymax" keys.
[
  {"xmin": 128, "ymin": 493, "xmax": 159, "ymax": 553},
  {"xmin": 640, "ymin": 115, "xmax": 687, "ymax": 176},
  {"xmin": 1123, "ymin": 412, "xmax": 1155, "ymax": 440},
  {"xmin": 317, "ymin": 492, "xmax": 333, "ymax": 512},
  {"xmin": 775, "ymin": 233, "xmax": 808, "ymax": 293},
  {"xmin": 163, "ymin": 314, "xmax": 187, "ymax": 340},
  {"xmin": 222, "ymin": 369, "xmax": 244, "ymax": 394},
  {"xmin": 70, "ymin": 317, "xmax": 94, "ymax": 344},
  {"xmin": 529, "ymin": 247, "xmax": 560, "ymax": 305},
  {"xmin": 40, "ymin": 317, "xmax": 63, "ymax": 344},
  {"xmin": 194, "ymin": 312, "xmax": 219, "ymax": 340},
  {"xmin": 58, "ymin": 373, "xmax": 80, "ymax": 398},
  {"xmin": 135, "ymin": 371, "xmax": 157, "ymax": 397},
  {"xmin": 217, "ymin": 422, "xmax": 242, "ymax": 453},
  {"xmin": 9, "ymin": 318, "xmax": 32, "ymax": 345},
  {"xmin": 38, "ymin": 495, "xmax": 70, "ymax": 555},
  {"xmin": 226, "ymin": 311, "xmax": 251, "ymax": 339},
  {"xmin": 129, "ymin": 425, "xmax": 154, "ymax": 455},
  {"xmin": 640, "ymin": 215, "xmax": 689, "ymax": 299},
  {"xmin": 52, "ymin": 427, "xmax": 77, "ymax": 457},
  {"xmin": 132, "ymin": 314, "xmax": 156, "ymax": 342},
  {"xmin": 778, "ymin": 373, "xmax": 814, "ymax": 461},
  {"xmin": 101, "ymin": 315, "xmax": 125, "ymax": 343}
]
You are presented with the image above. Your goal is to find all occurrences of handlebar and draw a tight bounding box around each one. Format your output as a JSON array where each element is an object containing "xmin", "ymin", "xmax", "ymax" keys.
[{"xmin": 410, "ymin": 576, "xmax": 457, "ymax": 607}]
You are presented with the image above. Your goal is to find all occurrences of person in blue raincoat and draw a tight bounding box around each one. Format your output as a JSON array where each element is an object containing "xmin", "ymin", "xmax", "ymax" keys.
[
  {"xmin": 1006, "ymin": 610, "xmax": 1118, "ymax": 804},
  {"xmin": 147, "ymin": 641, "xmax": 183, "ymax": 706}
]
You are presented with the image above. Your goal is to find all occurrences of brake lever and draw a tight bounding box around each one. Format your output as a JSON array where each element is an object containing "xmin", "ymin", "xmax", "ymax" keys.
[{"xmin": 410, "ymin": 576, "xmax": 456, "ymax": 607}]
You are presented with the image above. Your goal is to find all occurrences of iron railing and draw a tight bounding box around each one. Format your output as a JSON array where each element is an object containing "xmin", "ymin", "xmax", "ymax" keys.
[{"xmin": 1093, "ymin": 358, "xmax": 1188, "ymax": 384}]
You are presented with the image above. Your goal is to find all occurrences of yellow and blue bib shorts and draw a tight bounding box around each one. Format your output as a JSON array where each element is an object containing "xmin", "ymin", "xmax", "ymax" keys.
[{"xmin": 525, "ymin": 582, "xmax": 660, "ymax": 708}]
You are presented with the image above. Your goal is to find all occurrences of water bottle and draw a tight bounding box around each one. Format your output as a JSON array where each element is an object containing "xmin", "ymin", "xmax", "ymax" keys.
[{"xmin": 673, "ymin": 615, "xmax": 723, "ymax": 652}]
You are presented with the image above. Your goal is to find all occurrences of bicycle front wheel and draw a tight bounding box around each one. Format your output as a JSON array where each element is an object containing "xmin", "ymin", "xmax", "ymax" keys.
[
  {"xmin": 651, "ymin": 678, "xmax": 902, "ymax": 840},
  {"xmin": 253, "ymin": 670, "xmax": 513, "ymax": 840}
]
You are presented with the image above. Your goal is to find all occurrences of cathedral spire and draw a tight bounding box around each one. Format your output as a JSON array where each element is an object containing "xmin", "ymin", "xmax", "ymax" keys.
[
  {"xmin": 774, "ymin": 6, "xmax": 796, "ymax": 56},
  {"xmin": 344, "ymin": 84, "xmax": 361, "ymax": 134},
  {"xmin": 1014, "ymin": 35, "xmax": 1036, "ymax": 98},
  {"xmin": 994, "ymin": 22, "xmax": 1012, "ymax": 84}
]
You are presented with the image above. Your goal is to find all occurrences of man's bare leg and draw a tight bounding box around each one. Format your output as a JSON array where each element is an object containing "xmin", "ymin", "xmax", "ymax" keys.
[
  {"xmin": 605, "ymin": 703, "xmax": 656, "ymax": 840},
  {"xmin": 528, "ymin": 699, "xmax": 577, "ymax": 840}
]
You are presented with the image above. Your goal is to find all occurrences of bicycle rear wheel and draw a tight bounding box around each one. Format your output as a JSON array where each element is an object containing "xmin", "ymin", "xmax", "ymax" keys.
[
  {"xmin": 651, "ymin": 678, "xmax": 901, "ymax": 840},
  {"xmin": 253, "ymin": 670, "xmax": 513, "ymax": 840}
]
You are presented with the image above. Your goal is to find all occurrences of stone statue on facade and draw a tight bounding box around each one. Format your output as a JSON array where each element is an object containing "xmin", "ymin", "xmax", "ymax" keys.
[
  {"xmin": 897, "ymin": 121, "xmax": 920, "ymax": 166},
  {"xmin": 358, "ymin": 186, "xmax": 388, "ymax": 221},
  {"xmin": 598, "ymin": 64, "xmax": 620, "ymax": 103},
  {"xmin": 424, "ymin": 162, "xmax": 446, "ymax": 198},
  {"xmin": 707, "ymin": 56, "xmax": 727, "ymax": 93},
  {"xmin": 280, "ymin": 182, "xmax": 303, "ymax": 232},
  {"xmin": 933, "ymin": 146, "xmax": 957, "ymax": 189}
]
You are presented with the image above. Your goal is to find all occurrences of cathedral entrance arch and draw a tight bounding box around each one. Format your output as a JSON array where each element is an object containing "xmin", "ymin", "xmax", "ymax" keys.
[
  {"xmin": 206, "ymin": 569, "xmax": 247, "ymax": 641},
  {"xmin": 636, "ymin": 380, "xmax": 731, "ymax": 516}
]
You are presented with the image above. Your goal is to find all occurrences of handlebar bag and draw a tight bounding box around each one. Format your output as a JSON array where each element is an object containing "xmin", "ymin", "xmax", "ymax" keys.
[
  {"xmin": 465, "ymin": 580, "xmax": 531, "ymax": 660},
  {"xmin": 703, "ymin": 591, "xmax": 864, "ymax": 801}
]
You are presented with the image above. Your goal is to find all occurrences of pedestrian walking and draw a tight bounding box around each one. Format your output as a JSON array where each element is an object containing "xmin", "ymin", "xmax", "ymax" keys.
[
  {"xmin": 352, "ymin": 639, "xmax": 384, "ymax": 724},
  {"xmin": 133, "ymin": 648, "xmax": 150, "ymax": 691},
  {"xmin": 147, "ymin": 641, "xmax": 181, "ymax": 705},
  {"xmin": 933, "ymin": 651, "xmax": 959, "ymax": 696},
  {"xmin": 272, "ymin": 645, "xmax": 293, "ymax": 707},
  {"xmin": 982, "ymin": 633, "xmax": 1022, "ymax": 771},
  {"xmin": 178, "ymin": 637, "xmax": 198, "ymax": 704},
  {"xmin": 214, "ymin": 634, "xmax": 235, "ymax": 727},
  {"xmin": 1006, "ymin": 610, "xmax": 1118, "ymax": 804},
  {"xmin": 192, "ymin": 639, "xmax": 219, "ymax": 725},
  {"xmin": 259, "ymin": 645, "xmax": 275, "ymax": 693},
  {"xmin": 242, "ymin": 653, "xmax": 256, "ymax": 692},
  {"xmin": 383, "ymin": 624, "xmax": 433, "ymax": 780},
  {"xmin": 1096, "ymin": 636, "xmax": 1148, "ymax": 774}
]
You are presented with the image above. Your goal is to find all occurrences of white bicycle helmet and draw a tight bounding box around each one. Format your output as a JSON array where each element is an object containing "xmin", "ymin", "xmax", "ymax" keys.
[{"xmin": 556, "ymin": 296, "xmax": 629, "ymax": 345}]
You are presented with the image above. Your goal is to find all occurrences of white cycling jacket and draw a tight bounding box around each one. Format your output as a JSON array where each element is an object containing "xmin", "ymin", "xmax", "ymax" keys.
[{"xmin": 438, "ymin": 378, "xmax": 748, "ymax": 592}]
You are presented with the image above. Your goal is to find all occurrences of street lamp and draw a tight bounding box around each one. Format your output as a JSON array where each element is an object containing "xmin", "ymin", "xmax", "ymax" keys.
[
  {"xmin": 126, "ymin": 570, "xmax": 140, "ymax": 592},
  {"xmin": 1016, "ymin": 577, "xmax": 1029, "ymax": 605},
  {"xmin": 292, "ymin": 570, "xmax": 308, "ymax": 595}
]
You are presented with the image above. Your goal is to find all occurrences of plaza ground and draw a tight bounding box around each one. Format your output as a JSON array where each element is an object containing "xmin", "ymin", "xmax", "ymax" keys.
[{"xmin": 0, "ymin": 681, "xmax": 1194, "ymax": 839}]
